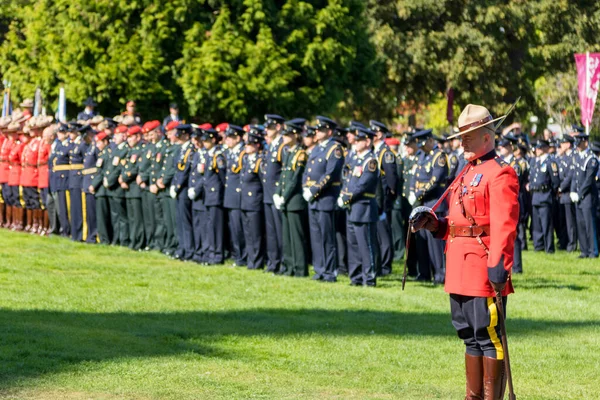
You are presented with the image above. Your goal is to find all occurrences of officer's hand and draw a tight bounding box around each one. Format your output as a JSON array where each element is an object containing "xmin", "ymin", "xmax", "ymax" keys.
[
  {"xmin": 410, "ymin": 212, "xmax": 439, "ymax": 233},
  {"xmin": 140, "ymin": 182, "xmax": 147, "ymax": 189},
  {"xmin": 120, "ymin": 182, "xmax": 129, "ymax": 190},
  {"xmin": 337, "ymin": 196, "xmax": 345, "ymax": 209},
  {"xmin": 302, "ymin": 188, "xmax": 313, "ymax": 202},
  {"xmin": 379, "ymin": 212, "xmax": 387, "ymax": 221},
  {"xmin": 489, "ymin": 280, "xmax": 506, "ymax": 294},
  {"xmin": 103, "ymin": 177, "xmax": 109, "ymax": 188},
  {"xmin": 570, "ymin": 192, "xmax": 580, "ymax": 203},
  {"xmin": 408, "ymin": 192, "xmax": 417, "ymax": 206},
  {"xmin": 149, "ymin": 184, "xmax": 158, "ymax": 194},
  {"xmin": 157, "ymin": 178, "xmax": 164, "ymax": 189},
  {"xmin": 88, "ymin": 185, "xmax": 95, "ymax": 194},
  {"xmin": 273, "ymin": 194, "xmax": 282, "ymax": 210},
  {"xmin": 118, "ymin": 175, "xmax": 123, "ymax": 184},
  {"xmin": 136, "ymin": 175, "xmax": 142, "ymax": 185},
  {"xmin": 188, "ymin": 188, "xmax": 196, "ymax": 200},
  {"xmin": 525, "ymin": 183, "xmax": 530, "ymax": 192},
  {"xmin": 169, "ymin": 186, "xmax": 177, "ymax": 199}
]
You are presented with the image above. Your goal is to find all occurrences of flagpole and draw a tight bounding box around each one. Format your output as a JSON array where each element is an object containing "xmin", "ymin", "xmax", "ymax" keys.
[{"xmin": 586, "ymin": 51, "xmax": 590, "ymax": 134}]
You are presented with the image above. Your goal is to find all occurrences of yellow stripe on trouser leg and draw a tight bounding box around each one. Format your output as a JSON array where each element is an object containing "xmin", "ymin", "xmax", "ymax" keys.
[
  {"xmin": 19, "ymin": 186, "xmax": 25, "ymax": 207},
  {"xmin": 486, "ymin": 297, "xmax": 504, "ymax": 360},
  {"xmin": 38, "ymin": 189, "xmax": 45, "ymax": 210},
  {"xmin": 0, "ymin": 185, "xmax": 3, "ymax": 203},
  {"xmin": 81, "ymin": 192, "xmax": 88, "ymax": 241},
  {"xmin": 66, "ymin": 189, "xmax": 71, "ymax": 221}
]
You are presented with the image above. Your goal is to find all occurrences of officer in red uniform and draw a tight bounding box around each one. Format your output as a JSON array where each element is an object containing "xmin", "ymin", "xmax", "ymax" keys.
[
  {"xmin": 38, "ymin": 124, "xmax": 54, "ymax": 235},
  {"xmin": 0, "ymin": 116, "xmax": 12, "ymax": 226},
  {"xmin": 20, "ymin": 118, "xmax": 43, "ymax": 233},
  {"xmin": 7, "ymin": 118, "xmax": 29, "ymax": 231},
  {"xmin": 411, "ymin": 104, "xmax": 519, "ymax": 400}
]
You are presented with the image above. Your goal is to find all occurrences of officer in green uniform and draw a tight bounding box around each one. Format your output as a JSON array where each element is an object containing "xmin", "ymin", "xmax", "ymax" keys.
[
  {"xmin": 398, "ymin": 133, "xmax": 419, "ymax": 276},
  {"xmin": 274, "ymin": 119, "xmax": 309, "ymax": 277},
  {"xmin": 121, "ymin": 125, "xmax": 145, "ymax": 250},
  {"xmin": 90, "ymin": 131, "xmax": 112, "ymax": 244},
  {"xmin": 147, "ymin": 123, "xmax": 170, "ymax": 251},
  {"xmin": 104, "ymin": 125, "xmax": 130, "ymax": 247},
  {"xmin": 138, "ymin": 120, "xmax": 161, "ymax": 250},
  {"xmin": 157, "ymin": 121, "xmax": 180, "ymax": 256}
]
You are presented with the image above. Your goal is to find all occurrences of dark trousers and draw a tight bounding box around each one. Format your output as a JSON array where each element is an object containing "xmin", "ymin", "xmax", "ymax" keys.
[
  {"xmin": 335, "ymin": 209, "xmax": 347, "ymax": 274},
  {"xmin": 376, "ymin": 210, "xmax": 394, "ymax": 275},
  {"xmin": 309, "ymin": 209, "xmax": 337, "ymax": 282},
  {"xmin": 109, "ymin": 196, "xmax": 129, "ymax": 247},
  {"xmin": 57, "ymin": 190, "xmax": 71, "ymax": 237},
  {"xmin": 85, "ymin": 193, "xmax": 97, "ymax": 243},
  {"xmin": 347, "ymin": 221, "xmax": 378, "ymax": 286},
  {"xmin": 141, "ymin": 191, "xmax": 156, "ymax": 249},
  {"xmin": 282, "ymin": 209, "xmax": 308, "ymax": 277},
  {"xmin": 48, "ymin": 191, "xmax": 60, "ymax": 234},
  {"xmin": 576, "ymin": 206, "xmax": 599, "ymax": 258},
  {"xmin": 69, "ymin": 188, "xmax": 83, "ymax": 241},
  {"xmin": 416, "ymin": 227, "xmax": 445, "ymax": 282},
  {"xmin": 391, "ymin": 206, "xmax": 405, "ymax": 260},
  {"xmin": 517, "ymin": 221, "xmax": 528, "ymax": 251},
  {"xmin": 206, "ymin": 205, "xmax": 224, "ymax": 264},
  {"xmin": 227, "ymin": 208, "xmax": 247, "ymax": 266},
  {"xmin": 555, "ymin": 200, "xmax": 568, "ymax": 250},
  {"xmin": 562, "ymin": 203, "xmax": 578, "ymax": 252},
  {"xmin": 450, "ymin": 294, "xmax": 507, "ymax": 359},
  {"xmin": 161, "ymin": 196, "xmax": 178, "ymax": 255},
  {"xmin": 127, "ymin": 197, "xmax": 145, "ymax": 251},
  {"xmin": 243, "ymin": 209, "xmax": 264, "ymax": 269},
  {"xmin": 264, "ymin": 203, "xmax": 283, "ymax": 272},
  {"xmin": 532, "ymin": 204, "xmax": 554, "ymax": 253},
  {"xmin": 96, "ymin": 195, "xmax": 112, "ymax": 244},
  {"xmin": 175, "ymin": 194, "xmax": 194, "ymax": 260},
  {"xmin": 192, "ymin": 209, "xmax": 209, "ymax": 263},
  {"xmin": 152, "ymin": 194, "xmax": 166, "ymax": 250},
  {"xmin": 513, "ymin": 234, "xmax": 523, "ymax": 273}
]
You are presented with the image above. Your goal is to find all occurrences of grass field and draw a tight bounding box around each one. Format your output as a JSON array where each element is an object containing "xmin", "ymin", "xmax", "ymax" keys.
[{"xmin": 0, "ymin": 230, "xmax": 598, "ymax": 399}]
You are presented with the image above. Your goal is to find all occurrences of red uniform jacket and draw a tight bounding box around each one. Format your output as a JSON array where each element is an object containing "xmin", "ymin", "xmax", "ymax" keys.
[
  {"xmin": 0, "ymin": 136, "xmax": 13, "ymax": 184},
  {"xmin": 435, "ymin": 150, "xmax": 519, "ymax": 298},
  {"xmin": 38, "ymin": 142, "xmax": 51, "ymax": 189},
  {"xmin": 20, "ymin": 137, "xmax": 41, "ymax": 187},
  {"xmin": 8, "ymin": 140, "xmax": 26, "ymax": 186}
]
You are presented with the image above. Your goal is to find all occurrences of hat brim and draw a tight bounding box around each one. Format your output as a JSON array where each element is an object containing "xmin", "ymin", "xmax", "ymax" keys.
[{"xmin": 447, "ymin": 115, "xmax": 506, "ymax": 139}]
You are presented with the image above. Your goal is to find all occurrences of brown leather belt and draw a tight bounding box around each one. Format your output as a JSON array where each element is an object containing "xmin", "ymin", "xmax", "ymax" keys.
[{"xmin": 449, "ymin": 225, "xmax": 490, "ymax": 238}]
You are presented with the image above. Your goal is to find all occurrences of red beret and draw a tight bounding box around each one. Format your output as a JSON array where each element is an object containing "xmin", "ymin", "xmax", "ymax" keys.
[
  {"xmin": 198, "ymin": 123, "xmax": 213, "ymax": 130},
  {"xmin": 215, "ymin": 123, "xmax": 229, "ymax": 132},
  {"xmin": 115, "ymin": 125, "xmax": 128, "ymax": 134},
  {"xmin": 142, "ymin": 120, "xmax": 161, "ymax": 133},
  {"xmin": 95, "ymin": 131, "xmax": 109, "ymax": 141},
  {"xmin": 243, "ymin": 125, "xmax": 250, "ymax": 132},
  {"xmin": 385, "ymin": 137, "xmax": 400, "ymax": 146},
  {"xmin": 165, "ymin": 121, "xmax": 180, "ymax": 131},
  {"xmin": 126, "ymin": 100, "xmax": 136, "ymax": 107},
  {"xmin": 127, "ymin": 125, "xmax": 142, "ymax": 136}
]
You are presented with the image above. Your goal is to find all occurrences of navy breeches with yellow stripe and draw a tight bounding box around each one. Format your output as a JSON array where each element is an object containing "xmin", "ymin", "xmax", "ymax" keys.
[{"xmin": 450, "ymin": 294, "xmax": 507, "ymax": 360}]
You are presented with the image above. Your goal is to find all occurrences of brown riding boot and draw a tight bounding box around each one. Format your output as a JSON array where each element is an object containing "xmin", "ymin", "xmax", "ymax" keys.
[
  {"xmin": 30, "ymin": 209, "xmax": 40, "ymax": 234},
  {"xmin": 24, "ymin": 208, "xmax": 32, "ymax": 232},
  {"xmin": 0, "ymin": 202, "xmax": 5, "ymax": 227},
  {"xmin": 4, "ymin": 205, "xmax": 12, "ymax": 228},
  {"xmin": 465, "ymin": 354, "xmax": 484, "ymax": 400},
  {"xmin": 483, "ymin": 356, "xmax": 506, "ymax": 400},
  {"xmin": 42, "ymin": 209, "xmax": 50, "ymax": 236},
  {"xmin": 14, "ymin": 207, "xmax": 24, "ymax": 231}
]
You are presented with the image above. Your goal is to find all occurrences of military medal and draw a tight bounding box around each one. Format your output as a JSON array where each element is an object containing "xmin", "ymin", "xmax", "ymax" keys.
[{"xmin": 470, "ymin": 173, "xmax": 483, "ymax": 187}]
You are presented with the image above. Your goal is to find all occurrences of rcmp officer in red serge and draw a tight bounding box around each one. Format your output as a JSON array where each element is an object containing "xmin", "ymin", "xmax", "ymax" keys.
[
  {"xmin": 303, "ymin": 116, "xmax": 344, "ymax": 282},
  {"xmin": 411, "ymin": 104, "xmax": 519, "ymax": 399}
]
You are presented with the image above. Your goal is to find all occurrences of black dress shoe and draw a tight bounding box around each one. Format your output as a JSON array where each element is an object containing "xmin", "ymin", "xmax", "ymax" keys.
[{"xmin": 578, "ymin": 254, "xmax": 587, "ymax": 259}]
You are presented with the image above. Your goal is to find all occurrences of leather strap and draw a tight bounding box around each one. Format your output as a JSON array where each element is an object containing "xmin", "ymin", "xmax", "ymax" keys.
[
  {"xmin": 449, "ymin": 225, "xmax": 490, "ymax": 238},
  {"xmin": 457, "ymin": 175, "xmax": 490, "ymax": 254}
]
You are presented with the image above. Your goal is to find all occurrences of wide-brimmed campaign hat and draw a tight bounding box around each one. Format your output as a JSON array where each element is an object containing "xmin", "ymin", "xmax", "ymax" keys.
[{"xmin": 448, "ymin": 104, "xmax": 505, "ymax": 139}]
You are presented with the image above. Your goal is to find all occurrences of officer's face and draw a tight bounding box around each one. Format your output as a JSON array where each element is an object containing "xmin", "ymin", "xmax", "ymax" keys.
[
  {"xmin": 354, "ymin": 138, "xmax": 369, "ymax": 152},
  {"xmin": 127, "ymin": 134, "xmax": 140, "ymax": 147},
  {"xmin": 96, "ymin": 139, "xmax": 108, "ymax": 151},
  {"xmin": 266, "ymin": 124, "xmax": 279, "ymax": 139},
  {"xmin": 462, "ymin": 128, "xmax": 493, "ymax": 161},
  {"xmin": 114, "ymin": 132, "xmax": 125, "ymax": 145},
  {"xmin": 245, "ymin": 143, "xmax": 258, "ymax": 154},
  {"xmin": 405, "ymin": 143, "xmax": 416, "ymax": 155},
  {"xmin": 282, "ymin": 134, "xmax": 295, "ymax": 146},
  {"xmin": 303, "ymin": 136, "xmax": 314, "ymax": 148},
  {"xmin": 316, "ymin": 128, "xmax": 330, "ymax": 142},
  {"xmin": 346, "ymin": 132, "xmax": 356, "ymax": 145},
  {"xmin": 203, "ymin": 139, "xmax": 215, "ymax": 150},
  {"xmin": 225, "ymin": 135, "xmax": 240, "ymax": 149},
  {"xmin": 498, "ymin": 145, "xmax": 512, "ymax": 158}
]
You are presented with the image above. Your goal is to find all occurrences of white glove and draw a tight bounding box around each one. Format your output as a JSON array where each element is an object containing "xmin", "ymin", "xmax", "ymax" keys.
[
  {"xmin": 273, "ymin": 194, "xmax": 281, "ymax": 210},
  {"xmin": 169, "ymin": 186, "xmax": 177, "ymax": 199},
  {"xmin": 570, "ymin": 192, "xmax": 580, "ymax": 203},
  {"xmin": 188, "ymin": 187, "xmax": 196, "ymax": 200},
  {"xmin": 408, "ymin": 192, "xmax": 417, "ymax": 206},
  {"xmin": 337, "ymin": 196, "xmax": 345, "ymax": 209},
  {"xmin": 379, "ymin": 212, "xmax": 387, "ymax": 222},
  {"xmin": 303, "ymin": 188, "xmax": 313, "ymax": 202}
]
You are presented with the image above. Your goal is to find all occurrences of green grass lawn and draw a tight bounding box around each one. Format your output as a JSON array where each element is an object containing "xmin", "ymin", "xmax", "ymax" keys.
[{"xmin": 0, "ymin": 230, "xmax": 598, "ymax": 399}]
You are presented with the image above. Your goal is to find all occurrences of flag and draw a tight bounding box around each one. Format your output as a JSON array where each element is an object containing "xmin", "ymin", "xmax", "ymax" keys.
[
  {"xmin": 574, "ymin": 52, "xmax": 600, "ymax": 131},
  {"xmin": 58, "ymin": 86, "xmax": 67, "ymax": 123},
  {"xmin": 446, "ymin": 87, "xmax": 454, "ymax": 125}
]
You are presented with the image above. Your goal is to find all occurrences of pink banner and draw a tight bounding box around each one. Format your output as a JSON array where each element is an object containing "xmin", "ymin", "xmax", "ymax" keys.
[{"xmin": 575, "ymin": 53, "xmax": 600, "ymax": 129}]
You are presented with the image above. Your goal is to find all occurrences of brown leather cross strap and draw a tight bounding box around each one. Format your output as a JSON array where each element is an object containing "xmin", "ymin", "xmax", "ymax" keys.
[
  {"xmin": 449, "ymin": 225, "xmax": 490, "ymax": 238},
  {"xmin": 457, "ymin": 175, "xmax": 490, "ymax": 254}
]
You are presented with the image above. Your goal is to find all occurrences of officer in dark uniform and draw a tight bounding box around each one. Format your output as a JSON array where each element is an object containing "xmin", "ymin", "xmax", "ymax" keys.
[
  {"xmin": 302, "ymin": 116, "xmax": 344, "ymax": 282},
  {"xmin": 557, "ymin": 134, "xmax": 578, "ymax": 252},
  {"xmin": 201, "ymin": 127, "xmax": 226, "ymax": 264},
  {"xmin": 530, "ymin": 139, "xmax": 560, "ymax": 254},
  {"xmin": 121, "ymin": 125, "xmax": 146, "ymax": 250},
  {"xmin": 514, "ymin": 141, "xmax": 530, "ymax": 251},
  {"xmin": 157, "ymin": 122, "xmax": 180, "ymax": 256},
  {"xmin": 338, "ymin": 126, "xmax": 380, "ymax": 286},
  {"xmin": 90, "ymin": 131, "xmax": 112, "ymax": 244},
  {"xmin": 76, "ymin": 98, "xmax": 97, "ymax": 122},
  {"xmin": 409, "ymin": 128, "xmax": 448, "ymax": 284},
  {"xmin": 188, "ymin": 125, "xmax": 209, "ymax": 264},
  {"xmin": 147, "ymin": 122, "xmax": 170, "ymax": 251},
  {"xmin": 241, "ymin": 126, "xmax": 266, "ymax": 270},
  {"xmin": 370, "ymin": 120, "xmax": 398, "ymax": 276},
  {"xmin": 53, "ymin": 123, "xmax": 72, "ymax": 237},
  {"xmin": 223, "ymin": 124, "xmax": 247, "ymax": 267},
  {"xmin": 137, "ymin": 121, "xmax": 161, "ymax": 250},
  {"xmin": 68, "ymin": 122, "xmax": 89, "ymax": 242},
  {"xmin": 571, "ymin": 131, "xmax": 599, "ymax": 258},
  {"xmin": 333, "ymin": 126, "xmax": 349, "ymax": 275},
  {"xmin": 274, "ymin": 119, "xmax": 309, "ymax": 277},
  {"xmin": 262, "ymin": 114, "xmax": 287, "ymax": 273},
  {"xmin": 104, "ymin": 125, "xmax": 130, "ymax": 247},
  {"xmin": 81, "ymin": 125, "xmax": 99, "ymax": 243},
  {"xmin": 170, "ymin": 124, "xmax": 195, "ymax": 260}
]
